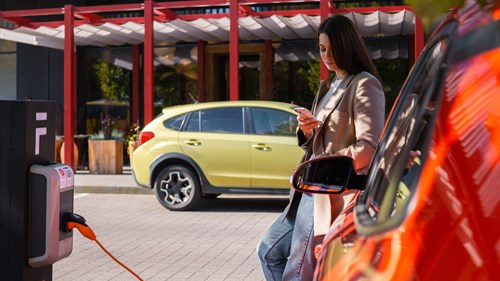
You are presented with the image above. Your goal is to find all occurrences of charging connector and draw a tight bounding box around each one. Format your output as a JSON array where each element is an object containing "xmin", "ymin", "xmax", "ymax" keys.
[{"xmin": 62, "ymin": 212, "xmax": 96, "ymax": 240}]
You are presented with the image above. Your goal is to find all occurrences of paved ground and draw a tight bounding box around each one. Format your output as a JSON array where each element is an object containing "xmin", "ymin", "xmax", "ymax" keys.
[{"xmin": 53, "ymin": 169, "xmax": 289, "ymax": 281}]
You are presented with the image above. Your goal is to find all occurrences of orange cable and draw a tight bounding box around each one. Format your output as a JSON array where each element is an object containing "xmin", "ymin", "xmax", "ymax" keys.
[
  {"xmin": 94, "ymin": 238, "xmax": 144, "ymax": 281},
  {"xmin": 68, "ymin": 221, "xmax": 144, "ymax": 281}
]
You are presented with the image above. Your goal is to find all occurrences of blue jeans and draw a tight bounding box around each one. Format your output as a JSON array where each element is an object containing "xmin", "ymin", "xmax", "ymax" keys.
[{"xmin": 257, "ymin": 193, "xmax": 321, "ymax": 281}]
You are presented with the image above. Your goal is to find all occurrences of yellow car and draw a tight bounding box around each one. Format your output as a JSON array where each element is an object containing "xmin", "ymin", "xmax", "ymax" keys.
[{"xmin": 132, "ymin": 100, "xmax": 304, "ymax": 210}]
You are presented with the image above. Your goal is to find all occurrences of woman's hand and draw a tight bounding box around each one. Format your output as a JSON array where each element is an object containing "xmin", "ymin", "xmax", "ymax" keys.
[
  {"xmin": 297, "ymin": 115, "xmax": 321, "ymax": 137},
  {"xmin": 406, "ymin": 150, "xmax": 421, "ymax": 169}
]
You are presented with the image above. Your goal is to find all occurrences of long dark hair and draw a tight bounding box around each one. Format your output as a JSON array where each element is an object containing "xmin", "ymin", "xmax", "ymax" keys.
[{"xmin": 318, "ymin": 15, "xmax": 381, "ymax": 81}]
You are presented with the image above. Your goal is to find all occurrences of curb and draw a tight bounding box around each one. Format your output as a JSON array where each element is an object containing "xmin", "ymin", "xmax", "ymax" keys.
[{"xmin": 74, "ymin": 185, "xmax": 153, "ymax": 194}]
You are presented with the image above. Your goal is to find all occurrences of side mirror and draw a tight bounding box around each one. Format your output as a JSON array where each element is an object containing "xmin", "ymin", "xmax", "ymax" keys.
[{"xmin": 291, "ymin": 155, "xmax": 367, "ymax": 194}]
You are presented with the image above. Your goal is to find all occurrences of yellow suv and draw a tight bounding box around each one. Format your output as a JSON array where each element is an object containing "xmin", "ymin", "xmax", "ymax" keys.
[{"xmin": 132, "ymin": 101, "xmax": 304, "ymax": 210}]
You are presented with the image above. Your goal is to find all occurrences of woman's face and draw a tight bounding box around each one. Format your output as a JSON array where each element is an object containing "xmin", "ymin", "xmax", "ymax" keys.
[{"xmin": 319, "ymin": 33, "xmax": 340, "ymax": 73}]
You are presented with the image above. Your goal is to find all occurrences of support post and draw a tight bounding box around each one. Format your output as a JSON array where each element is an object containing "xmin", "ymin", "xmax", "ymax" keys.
[
  {"xmin": 414, "ymin": 15, "xmax": 424, "ymax": 62},
  {"xmin": 197, "ymin": 40, "xmax": 205, "ymax": 102},
  {"xmin": 229, "ymin": 0, "xmax": 239, "ymax": 100},
  {"xmin": 320, "ymin": 0, "xmax": 329, "ymax": 80},
  {"xmin": 264, "ymin": 40, "xmax": 273, "ymax": 100},
  {"xmin": 132, "ymin": 44, "xmax": 140, "ymax": 125},
  {"xmin": 144, "ymin": 0, "xmax": 154, "ymax": 124},
  {"xmin": 63, "ymin": 4, "xmax": 75, "ymax": 169}
]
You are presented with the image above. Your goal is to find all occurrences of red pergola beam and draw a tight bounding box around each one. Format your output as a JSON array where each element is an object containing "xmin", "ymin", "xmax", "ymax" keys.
[
  {"xmin": 229, "ymin": 0, "xmax": 239, "ymax": 101},
  {"xmin": 0, "ymin": 16, "xmax": 35, "ymax": 27},
  {"xmin": 63, "ymin": 4, "xmax": 75, "ymax": 169},
  {"xmin": 332, "ymin": 6, "xmax": 413, "ymax": 14},
  {"xmin": 144, "ymin": 0, "xmax": 154, "ymax": 124},
  {"xmin": 197, "ymin": 40, "xmax": 205, "ymax": 102},
  {"xmin": 240, "ymin": 0, "xmax": 314, "ymax": 4},
  {"xmin": 154, "ymin": 0, "xmax": 227, "ymax": 8},
  {"xmin": 413, "ymin": 15, "xmax": 424, "ymax": 61},
  {"xmin": 0, "ymin": 7, "xmax": 63, "ymax": 17},
  {"xmin": 2, "ymin": 2, "xmax": 415, "ymax": 30},
  {"xmin": 239, "ymin": 5, "xmax": 255, "ymax": 16},
  {"xmin": 155, "ymin": 8, "xmax": 178, "ymax": 21},
  {"xmin": 75, "ymin": 12, "xmax": 104, "ymax": 23},
  {"xmin": 132, "ymin": 44, "xmax": 140, "ymax": 124},
  {"xmin": 320, "ymin": 0, "xmax": 329, "ymax": 79}
]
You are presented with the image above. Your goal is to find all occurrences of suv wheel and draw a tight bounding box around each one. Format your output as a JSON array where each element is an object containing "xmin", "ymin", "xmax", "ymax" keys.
[{"xmin": 154, "ymin": 165, "xmax": 201, "ymax": 211}]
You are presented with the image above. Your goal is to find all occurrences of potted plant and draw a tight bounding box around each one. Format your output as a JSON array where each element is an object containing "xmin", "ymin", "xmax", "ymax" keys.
[
  {"xmin": 88, "ymin": 112, "xmax": 125, "ymax": 174},
  {"xmin": 126, "ymin": 122, "xmax": 140, "ymax": 166}
]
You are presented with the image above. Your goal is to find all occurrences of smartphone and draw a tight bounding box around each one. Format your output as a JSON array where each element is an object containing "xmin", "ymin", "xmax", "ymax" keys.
[{"xmin": 294, "ymin": 107, "xmax": 314, "ymax": 119}]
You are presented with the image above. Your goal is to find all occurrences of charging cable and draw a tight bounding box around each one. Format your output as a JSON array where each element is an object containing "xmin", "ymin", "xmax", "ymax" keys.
[{"xmin": 62, "ymin": 212, "xmax": 144, "ymax": 281}]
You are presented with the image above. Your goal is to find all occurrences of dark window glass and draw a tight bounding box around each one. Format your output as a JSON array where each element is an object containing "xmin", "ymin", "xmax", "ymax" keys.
[
  {"xmin": 164, "ymin": 113, "xmax": 186, "ymax": 131},
  {"xmin": 251, "ymin": 108, "xmax": 297, "ymax": 136},
  {"xmin": 184, "ymin": 111, "xmax": 200, "ymax": 132},
  {"xmin": 201, "ymin": 108, "xmax": 243, "ymax": 133},
  {"xmin": 361, "ymin": 39, "xmax": 448, "ymax": 226}
]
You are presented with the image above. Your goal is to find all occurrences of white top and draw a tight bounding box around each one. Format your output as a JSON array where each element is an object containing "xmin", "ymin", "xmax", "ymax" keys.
[{"xmin": 316, "ymin": 78, "xmax": 343, "ymax": 116}]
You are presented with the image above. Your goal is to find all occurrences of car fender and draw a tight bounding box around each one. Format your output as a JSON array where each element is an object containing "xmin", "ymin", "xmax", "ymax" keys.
[{"xmin": 149, "ymin": 152, "xmax": 210, "ymax": 191}]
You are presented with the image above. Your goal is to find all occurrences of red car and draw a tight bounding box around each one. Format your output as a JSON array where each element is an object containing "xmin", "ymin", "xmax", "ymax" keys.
[{"xmin": 292, "ymin": 1, "xmax": 500, "ymax": 280}]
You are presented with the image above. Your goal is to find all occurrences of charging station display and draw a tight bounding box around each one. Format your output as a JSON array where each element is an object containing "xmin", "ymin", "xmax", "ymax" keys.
[{"xmin": 28, "ymin": 163, "xmax": 74, "ymax": 268}]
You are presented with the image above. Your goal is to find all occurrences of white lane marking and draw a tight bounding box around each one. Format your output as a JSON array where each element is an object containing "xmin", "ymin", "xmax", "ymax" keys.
[{"xmin": 74, "ymin": 193, "xmax": 89, "ymax": 199}]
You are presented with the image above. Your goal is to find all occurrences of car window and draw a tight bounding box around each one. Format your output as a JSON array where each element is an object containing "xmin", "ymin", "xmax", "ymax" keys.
[
  {"xmin": 251, "ymin": 107, "xmax": 298, "ymax": 137},
  {"xmin": 164, "ymin": 113, "xmax": 186, "ymax": 131},
  {"xmin": 184, "ymin": 111, "xmax": 200, "ymax": 132},
  {"xmin": 200, "ymin": 107, "xmax": 244, "ymax": 133},
  {"xmin": 356, "ymin": 37, "xmax": 450, "ymax": 232}
]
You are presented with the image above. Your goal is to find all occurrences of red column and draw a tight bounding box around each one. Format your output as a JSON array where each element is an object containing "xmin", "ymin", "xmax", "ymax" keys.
[
  {"xmin": 132, "ymin": 44, "xmax": 140, "ymax": 125},
  {"xmin": 197, "ymin": 40, "xmax": 205, "ymax": 102},
  {"xmin": 144, "ymin": 0, "xmax": 154, "ymax": 124},
  {"xmin": 320, "ymin": 0, "xmax": 329, "ymax": 80},
  {"xmin": 229, "ymin": 0, "xmax": 239, "ymax": 101},
  {"xmin": 264, "ymin": 40, "xmax": 273, "ymax": 100},
  {"xmin": 414, "ymin": 16, "xmax": 424, "ymax": 62},
  {"xmin": 63, "ymin": 4, "xmax": 75, "ymax": 169}
]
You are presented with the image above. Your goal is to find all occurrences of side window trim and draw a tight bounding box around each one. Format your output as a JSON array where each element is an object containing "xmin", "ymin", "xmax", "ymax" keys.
[{"xmin": 181, "ymin": 111, "xmax": 199, "ymax": 132}]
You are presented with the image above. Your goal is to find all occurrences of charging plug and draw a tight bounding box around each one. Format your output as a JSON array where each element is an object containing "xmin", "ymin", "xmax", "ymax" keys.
[{"xmin": 62, "ymin": 212, "xmax": 96, "ymax": 240}]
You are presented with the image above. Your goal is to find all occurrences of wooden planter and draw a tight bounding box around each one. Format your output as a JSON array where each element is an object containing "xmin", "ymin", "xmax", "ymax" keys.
[{"xmin": 88, "ymin": 139, "xmax": 123, "ymax": 174}]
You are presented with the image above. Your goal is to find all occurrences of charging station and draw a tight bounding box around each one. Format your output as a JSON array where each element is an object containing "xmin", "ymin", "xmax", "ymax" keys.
[
  {"xmin": 28, "ymin": 163, "xmax": 74, "ymax": 268},
  {"xmin": 0, "ymin": 100, "xmax": 73, "ymax": 281}
]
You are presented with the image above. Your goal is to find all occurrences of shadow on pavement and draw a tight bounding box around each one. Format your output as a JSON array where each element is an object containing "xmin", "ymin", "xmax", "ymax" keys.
[{"xmin": 195, "ymin": 196, "xmax": 289, "ymax": 213}]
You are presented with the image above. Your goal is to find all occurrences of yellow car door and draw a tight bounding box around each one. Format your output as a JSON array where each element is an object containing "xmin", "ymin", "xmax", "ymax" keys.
[
  {"xmin": 178, "ymin": 107, "xmax": 251, "ymax": 187},
  {"xmin": 249, "ymin": 107, "xmax": 304, "ymax": 188}
]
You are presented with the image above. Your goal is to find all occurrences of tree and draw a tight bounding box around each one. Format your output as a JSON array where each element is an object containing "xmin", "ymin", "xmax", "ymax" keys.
[
  {"xmin": 404, "ymin": 0, "xmax": 488, "ymax": 29},
  {"xmin": 94, "ymin": 60, "xmax": 130, "ymax": 102}
]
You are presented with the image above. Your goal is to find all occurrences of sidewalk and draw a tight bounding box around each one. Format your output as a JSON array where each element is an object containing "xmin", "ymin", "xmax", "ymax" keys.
[{"xmin": 74, "ymin": 166, "xmax": 153, "ymax": 194}]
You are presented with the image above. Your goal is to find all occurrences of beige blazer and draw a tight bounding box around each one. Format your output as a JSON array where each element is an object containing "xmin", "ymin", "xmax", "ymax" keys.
[{"xmin": 298, "ymin": 71, "xmax": 385, "ymax": 235}]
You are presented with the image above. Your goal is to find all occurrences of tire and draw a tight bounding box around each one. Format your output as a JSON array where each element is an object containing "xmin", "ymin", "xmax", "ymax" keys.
[{"xmin": 154, "ymin": 165, "xmax": 201, "ymax": 211}]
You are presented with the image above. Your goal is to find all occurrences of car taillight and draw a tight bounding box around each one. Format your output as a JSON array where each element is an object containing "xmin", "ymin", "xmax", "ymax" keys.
[{"xmin": 138, "ymin": 131, "xmax": 155, "ymax": 146}]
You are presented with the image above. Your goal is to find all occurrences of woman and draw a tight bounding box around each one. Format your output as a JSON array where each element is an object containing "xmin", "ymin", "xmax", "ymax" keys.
[{"xmin": 257, "ymin": 15, "xmax": 385, "ymax": 281}]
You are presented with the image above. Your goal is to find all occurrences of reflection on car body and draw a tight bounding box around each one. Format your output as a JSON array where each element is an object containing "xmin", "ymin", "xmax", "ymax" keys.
[{"xmin": 291, "ymin": 1, "xmax": 500, "ymax": 280}]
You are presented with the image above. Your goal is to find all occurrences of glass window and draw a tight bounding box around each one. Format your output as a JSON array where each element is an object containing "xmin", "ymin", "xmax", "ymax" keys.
[
  {"xmin": 184, "ymin": 111, "xmax": 200, "ymax": 132},
  {"xmin": 164, "ymin": 113, "xmax": 186, "ymax": 131},
  {"xmin": 358, "ymin": 38, "xmax": 449, "ymax": 230},
  {"xmin": 251, "ymin": 107, "xmax": 298, "ymax": 136},
  {"xmin": 200, "ymin": 108, "xmax": 243, "ymax": 133}
]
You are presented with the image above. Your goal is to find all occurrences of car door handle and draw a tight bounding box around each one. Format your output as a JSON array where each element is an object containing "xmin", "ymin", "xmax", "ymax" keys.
[
  {"xmin": 184, "ymin": 139, "xmax": 201, "ymax": 146},
  {"xmin": 252, "ymin": 144, "xmax": 271, "ymax": 151}
]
